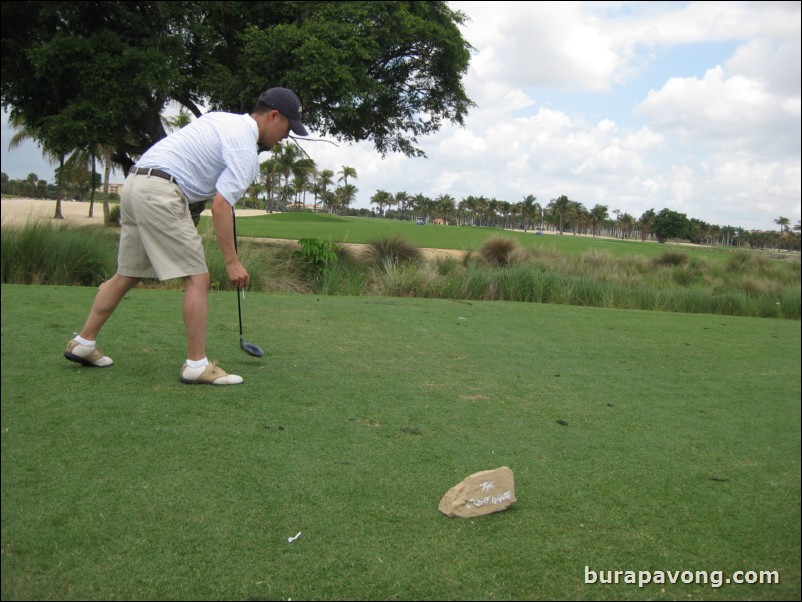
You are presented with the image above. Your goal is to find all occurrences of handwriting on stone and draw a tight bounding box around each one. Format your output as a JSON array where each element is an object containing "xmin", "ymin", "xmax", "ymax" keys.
[
  {"xmin": 466, "ymin": 490, "xmax": 514, "ymax": 509},
  {"xmin": 438, "ymin": 467, "xmax": 516, "ymax": 518}
]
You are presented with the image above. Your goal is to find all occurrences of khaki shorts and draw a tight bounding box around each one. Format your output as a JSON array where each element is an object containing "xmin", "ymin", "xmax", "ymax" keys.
[{"xmin": 117, "ymin": 173, "xmax": 208, "ymax": 281}]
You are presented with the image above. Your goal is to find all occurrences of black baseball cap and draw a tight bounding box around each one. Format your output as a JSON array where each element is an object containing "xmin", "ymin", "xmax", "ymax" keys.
[{"xmin": 259, "ymin": 87, "xmax": 308, "ymax": 136}]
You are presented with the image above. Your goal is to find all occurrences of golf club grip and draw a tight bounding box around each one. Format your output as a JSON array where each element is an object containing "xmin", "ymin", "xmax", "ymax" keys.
[{"xmin": 232, "ymin": 205, "xmax": 238, "ymax": 253}]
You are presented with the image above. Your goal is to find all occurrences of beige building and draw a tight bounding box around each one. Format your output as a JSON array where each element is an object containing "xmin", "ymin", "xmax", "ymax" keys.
[{"xmin": 94, "ymin": 183, "xmax": 124, "ymax": 196}]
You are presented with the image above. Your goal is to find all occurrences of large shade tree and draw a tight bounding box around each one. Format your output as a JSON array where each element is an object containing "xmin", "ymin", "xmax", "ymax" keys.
[
  {"xmin": 2, "ymin": 1, "xmax": 473, "ymax": 174},
  {"xmin": 652, "ymin": 208, "xmax": 690, "ymax": 244}
]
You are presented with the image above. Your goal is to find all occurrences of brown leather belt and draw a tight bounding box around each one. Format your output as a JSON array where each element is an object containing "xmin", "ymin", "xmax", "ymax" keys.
[{"xmin": 130, "ymin": 167, "xmax": 177, "ymax": 183}]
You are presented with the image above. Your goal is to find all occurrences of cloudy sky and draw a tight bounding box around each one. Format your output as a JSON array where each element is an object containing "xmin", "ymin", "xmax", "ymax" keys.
[{"xmin": 2, "ymin": 1, "xmax": 800, "ymax": 231}]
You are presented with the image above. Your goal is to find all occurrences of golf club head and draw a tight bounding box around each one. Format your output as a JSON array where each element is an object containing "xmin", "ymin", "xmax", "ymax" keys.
[{"xmin": 240, "ymin": 338, "xmax": 264, "ymax": 357}]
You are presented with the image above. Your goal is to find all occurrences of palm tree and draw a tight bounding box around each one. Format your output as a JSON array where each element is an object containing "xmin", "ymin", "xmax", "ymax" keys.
[
  {"xmin": 569, "ymin": 202, "xmax": 590, "ymax": 235},
  {"xmin": 98, "ymin": 146, "xmax": 117, "ymax": 224},
  {"xmin": 62, "ymin": 148, "xmax": 98, "ymax": 211},
  {"xmin": 548, "ymin": 195, "xmax": 572, "ymax": 234},
  {"xmin": 260, "ymin": 157, "xmax": 281, "ymax": 212},
  {"xmin": 321, "ymin": 190, "xmax": 337, "ymax": 214},
  {"xmin": 308, "ymin": 180, "xmax": 326, "ymax": 212},
  {"xmin": 291, "ymin": 158, "xmax": 317, "ymax": 210},
  {"xmin": 474, "ymin": 196, "xmax": 492, "ymax": 227},
  {"xmin": 411, "ymin": 193, "xmax": 432, "ymax": 223},
  {"xmin": 638, "ymin": 209, "xmax": 657, "ymax": 242},
  {"xmin": 338, "ymin": 165, "xmax": 357, "ymax": 187},
  {"xmin": 7, "ymin": 113, "xmax": 65, "ymax": 218},
  {"xmin": 63, "ymin": 144, "xmax": 116, "ymax": 219},
  {"xmin": 313, "ymin": 169, "xmax": 334, "ymax": 212},
  {"xmin": 244, "ymin": 180, "xmax": 262, "ymax": 208},
  {"xmin": 774, "ymin": 216, "xmax": 791, "ymax": 234},
  {"xmin": 618, "ymin": 212, "xmax": 636, "ymax": 239},
  {"xmin": 334, "ymin": 184, "xmax": 358, "ymax": 214},
  {"xmin": 370, "ymin": 189, "xmax": 393, "ymax": 215},
  {"xmin": 435, "ymin": 194, "xmax": 456, "ymax": 224},
  {"xmin": 459, "ymin": 195, "xmax": 481, "ymax": 226},
  {"xmin": 271, "ymin": 142, "xmax": 311, "ymax": 211},
  {"xmin": 394, "ymin": 191, "xmax": 410, "ymax": 217},
  {"xmin": 520, "ymin": 195, "xmax": 540, "ymax": 231},
  {"xmin": 589, "ymin": 204, "xmax": 609, "ymax": 237},
  {"xmin": 496, "ymin": 200, "xmax": 512, "ymax": 228},
  {"xmin": 476, "ymin": 198, "xmax": 491, "ymax": 226},
  {"xmin": 163, "ymin": 109, "xmax": 192, "ymax": 132},
  {"xmin": 24, "ymin": 173, "xmax": 39, "ymax": 195}
]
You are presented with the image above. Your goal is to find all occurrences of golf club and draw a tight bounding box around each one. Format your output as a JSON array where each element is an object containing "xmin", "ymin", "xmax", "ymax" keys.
[{"xmin": 232, "ymin": 205, "xmax": 264, "ymax": 357}]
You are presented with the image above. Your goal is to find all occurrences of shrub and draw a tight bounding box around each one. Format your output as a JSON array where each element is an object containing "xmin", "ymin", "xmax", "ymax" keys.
[
  {"xmin": 579, "ymin": 248, "xmax": 614, "ymax": 268},
  {"xmin": 652, "ymin": 250, "xmax": 688, "ymax": 267},
  {"xmin": 295, "ymin": 238, "xmax": 339, "ymax": 274},
  {"xmin": 364, "ymin": 235, "xmax": 421, "ymax": 265},
  {"xmin": 725, "ymin": 249, "xmax": 773, "ymax": 275},
  {"xmin": 672, "ymin": 265, "xmax": 703, "ymax": 287},
  {"xmin": 479, "ymin": 236, "xmax": 520, "ymax": 266},
  {"xmin": 107, "ymin": 204, "xmax": 121, "ymax": 227}
]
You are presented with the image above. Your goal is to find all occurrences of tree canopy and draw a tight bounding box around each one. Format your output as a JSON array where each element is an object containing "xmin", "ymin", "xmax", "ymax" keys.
[
  {"xmin": 1, "ymin": 1, "xmax": 473, "ymax": 173},
  {"xmin": 651, "ymin": 208, "xmax": 690, "ymax": 243}
]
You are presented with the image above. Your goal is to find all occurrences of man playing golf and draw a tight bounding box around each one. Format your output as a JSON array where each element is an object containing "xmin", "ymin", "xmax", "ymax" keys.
[{"xmin": 64, "ymin": 87, "xmax": 308, "ymax": 385}]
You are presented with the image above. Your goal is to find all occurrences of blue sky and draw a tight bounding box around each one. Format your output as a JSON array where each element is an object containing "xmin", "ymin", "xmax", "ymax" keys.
[{"xmin": 2, "ymin": 1, "xmax": 800, "ymax": 231}]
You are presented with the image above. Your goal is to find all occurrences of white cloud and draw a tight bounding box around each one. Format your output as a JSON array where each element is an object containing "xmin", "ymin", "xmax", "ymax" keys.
[
  {"xmin": 636, "ymin": 65, "xmax": 799, "ymax": 157},
  {"xmin": 726, "ymin": 37, "xmax": 802, "ymax": 96},
  {"xmin": 456, "ymin": 1, "xmax": 621, "ymax": 91}
]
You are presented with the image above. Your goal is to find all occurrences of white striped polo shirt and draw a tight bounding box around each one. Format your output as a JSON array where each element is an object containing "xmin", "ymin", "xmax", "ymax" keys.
[{"xmin": 135, "ymin": 112, "xmax": 259, "ymax": 206}]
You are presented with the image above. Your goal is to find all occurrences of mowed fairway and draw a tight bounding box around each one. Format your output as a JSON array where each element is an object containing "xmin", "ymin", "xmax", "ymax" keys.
[
  {"xmin": 1, "ymin": 284, "xmax": 800, "ymax": 600},
  {"xmin": 225, "ymin": 212, "xmax": 724, "ymax": 260}
]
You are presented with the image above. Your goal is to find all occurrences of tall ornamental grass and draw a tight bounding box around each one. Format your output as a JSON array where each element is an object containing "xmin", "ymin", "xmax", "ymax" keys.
[
  {"xmin": 0, "ymin": 220, "xmax": 271, "ymax": 293},
  {"xmin": 0, "ymin": 219, "xmax": 117, "ymax": 285},
  {"xmin": 2, "ymin": 222, "xmax": 799, "ymax": 319}
]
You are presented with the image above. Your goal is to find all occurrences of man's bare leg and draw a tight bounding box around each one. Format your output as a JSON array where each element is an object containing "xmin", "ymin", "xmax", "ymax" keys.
[
  {"xmin": 78, "ymin": 273, "xmax": 141, "ymax": 340},
  {"xmin": 183, "ymin": 272, "xmax": 210, "ymax": 361}
]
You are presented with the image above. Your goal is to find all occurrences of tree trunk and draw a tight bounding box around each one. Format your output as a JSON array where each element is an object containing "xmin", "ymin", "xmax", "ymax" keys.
[
  {"xmin": 88, "ymin": 154, "xmax": 96, "ymax": 217},
  {"xmin": 102, "ymin": 160, "xmax": 111, "ymax": 224},
  {"xmin": 54, "ymin": 155, "xmax": 65, "ymax": 219}
]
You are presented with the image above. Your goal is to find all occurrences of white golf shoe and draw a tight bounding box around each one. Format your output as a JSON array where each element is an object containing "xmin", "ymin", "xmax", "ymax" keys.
[
  {"xmin": 180, "ymin": 362, "xmax": 243, "ymax": 385},
  {"xmin": 64, "ymin": 339, "xmax": 114, "ymax": 367}
]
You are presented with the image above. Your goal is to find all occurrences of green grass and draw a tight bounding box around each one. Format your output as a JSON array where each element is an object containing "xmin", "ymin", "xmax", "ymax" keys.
[
  {"xmin": 2, "ymin": 284, "xmax": 800, "ymax": 600},
  {"xmin": 225, "ymin": 213, "xmax": 730, "ymax": 260}
]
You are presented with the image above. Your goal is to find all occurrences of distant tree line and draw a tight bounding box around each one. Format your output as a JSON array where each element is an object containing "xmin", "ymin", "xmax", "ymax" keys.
[
  {"xmin": 2, "ymin": 168, "xmax": 115, "ymax": 204},
  {"xmin": 5, "ymin": 148, "xmax": 799, "ymax": 252},
  {"xmin": 240, "ymin": 148, "xmax": 801, "ymax": 251}
]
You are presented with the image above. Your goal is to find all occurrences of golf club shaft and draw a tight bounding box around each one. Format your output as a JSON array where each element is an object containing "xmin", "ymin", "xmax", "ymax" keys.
[
  {"xmin": 237, "ymin": 286, "xmax": 244, "ymax": 340},
  {"xmin": 232, "ymin": 205, "xmax": 244, "ymax": 340},
  {"xmin": 231, "ymin": 205, "xmax": 265, "ymax": 357}
]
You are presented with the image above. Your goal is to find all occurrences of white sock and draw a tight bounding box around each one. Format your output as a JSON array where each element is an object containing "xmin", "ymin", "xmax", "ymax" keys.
[
  {"xmin": 74, "ymin": 335, "xmax": 95, "ymax": 347},
  {"xmin": 186, "ymin": 357, "xmax": 209, "ymax": 369}
]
